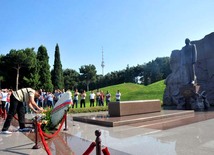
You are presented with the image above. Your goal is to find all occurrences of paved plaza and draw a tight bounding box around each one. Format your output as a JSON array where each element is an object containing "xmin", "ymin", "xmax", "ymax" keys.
[{"xmin": 1, "ymin": 111, "xmax": 214, "ymax": 155}]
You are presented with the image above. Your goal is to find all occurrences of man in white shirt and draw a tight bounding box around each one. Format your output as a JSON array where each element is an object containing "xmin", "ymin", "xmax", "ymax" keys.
[
  {"xmin": 72, "ymin": 89, "xmax": 79, "ymax": 108},
  {"xmin": 0, "ymin": 89, "xmax": 8, "ymax": 119},
  {"xmin": 89, "ymin": 91, "xmax": 95, "ymax": 107},
  {"xmin": 116, "ymin": 90, "xmax": 121, "ymax": 102}
]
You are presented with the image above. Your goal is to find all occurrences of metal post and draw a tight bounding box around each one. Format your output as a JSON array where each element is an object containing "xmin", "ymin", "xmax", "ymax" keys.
[
  {"xmin": 95, "ymin": 130, "xmax": 101, "ymax": 155},
  {"xmin": 64, "ymin": 110, "xmax": 68, "ymax": 131},
  {"xmin": 32, "ymin": 116, "xmax": 41, "ymax": 149},
  {"xmin": 71, "ymin": 114, "xmax": 75, "ymax": 126}
]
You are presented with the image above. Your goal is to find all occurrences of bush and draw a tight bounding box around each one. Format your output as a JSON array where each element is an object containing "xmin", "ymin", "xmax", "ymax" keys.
[{"xmin": 68, "ymin": 106, "xmax": 108, "ymax": 114}]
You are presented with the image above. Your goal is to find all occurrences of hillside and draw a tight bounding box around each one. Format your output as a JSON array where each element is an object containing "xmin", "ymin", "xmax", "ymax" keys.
[{"xmin": 94, "ymin": 80, "xmax": 166, "ymax": 102}]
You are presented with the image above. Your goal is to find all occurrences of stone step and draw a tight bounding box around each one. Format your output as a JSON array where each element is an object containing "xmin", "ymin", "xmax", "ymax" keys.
[{"xmin": 73, "ymin": 110, "xmax": 195, "ymax": 127}]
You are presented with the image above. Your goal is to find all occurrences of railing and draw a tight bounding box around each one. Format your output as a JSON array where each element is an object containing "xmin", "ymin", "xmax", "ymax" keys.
[{"xmin": 13, "ymin": 110, "xmax": 110, "ymax": 155}]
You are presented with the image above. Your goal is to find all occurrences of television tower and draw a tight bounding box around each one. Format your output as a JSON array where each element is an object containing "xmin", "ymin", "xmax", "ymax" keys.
[{"xmin": 101, "ymin": 47, "xmax": 105, "ymax": 75}]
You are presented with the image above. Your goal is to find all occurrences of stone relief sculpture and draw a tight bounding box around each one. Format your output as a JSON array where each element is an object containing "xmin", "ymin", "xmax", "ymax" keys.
[
  {"xmin": 163, "ymin": 50, "xmax": 182, "ymax": 106},
  {"xmin": 163, "ymin": 34, "xmax": 214, "ymax": 110},
  {"xmin": 180, "ymin": 38, "xmax": 197, "ymax": 85}
]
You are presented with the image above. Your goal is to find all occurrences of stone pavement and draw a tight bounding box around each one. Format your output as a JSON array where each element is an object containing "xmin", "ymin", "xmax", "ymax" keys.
[
  {"xmin": 1, "ymin": 111, "xmax": 214, "ymax": 155},
  {"xmin": 0, "ymin": 117, "xmax": 46, "ymax": 155},
  {"xmin": 66, "ymin": 111, "xmax": 214, "ymax": 155}
]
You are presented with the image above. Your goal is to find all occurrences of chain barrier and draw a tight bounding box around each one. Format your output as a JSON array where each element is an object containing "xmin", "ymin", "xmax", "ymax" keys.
[
  {"xmin": 83, "ymin": 142, "xmax": 96, "ymax": 155},
  {"xmin": 37, "ymin": 113, "xmax": 67, "ymax": 155},
  {"xmin": 102, "ymin": 147, "xmax": 110, "ymax": 155},
  {"xmin": 83, "ymin": 130, "xmax": 111, "ymax": 155},
  {"xmin": 40, "ymin": 114, "xmax": 66, "ymax": 139},
  {"xmin": 37, "ymin": 123, "xmax": 52, "ymax": 155},
  {"xmin": 11, "ymin": 112, "xmax": 111, "ymax": 155}
]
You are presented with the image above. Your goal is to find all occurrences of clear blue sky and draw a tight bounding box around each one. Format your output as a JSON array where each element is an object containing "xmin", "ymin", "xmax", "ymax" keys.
[{"xmin": 0, "ymin": 0, "xmax": 213, "ymax": 75}]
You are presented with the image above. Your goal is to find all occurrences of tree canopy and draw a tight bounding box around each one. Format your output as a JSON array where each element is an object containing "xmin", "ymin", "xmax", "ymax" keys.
[
  {"xmin": 79, "ymin": 64, "xmax": 97, "ymax": 91},
  {"xmin": 37, "ymin": 45, "xmax": 53, "ymax": 92},
  {"xmin": 52, "ymin": 44, "xmax": 64, "ymax": 90},
  {"xmin": 0, "ymin": 44, "xmax": 171, "ymax": 91},
  {"xmin": 1, "ymin": 48, "xmax": 37, "ymax": 90}
]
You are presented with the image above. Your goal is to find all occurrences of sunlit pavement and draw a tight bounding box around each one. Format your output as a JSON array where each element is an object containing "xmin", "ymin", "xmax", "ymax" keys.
[
  {"xmin": 66, "ymin": 111, "xmax": 214, "ymax": 155},
  {"xmin": 1, "ymin": 111, "xmax": 214, "ymax": 155},
  {"xmin": 0, "ymin": 117, "xmax": 46, "ymax": 155}
]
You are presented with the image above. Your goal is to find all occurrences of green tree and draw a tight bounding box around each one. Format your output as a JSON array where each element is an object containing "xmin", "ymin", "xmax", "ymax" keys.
[
  {"xmin": 0, "ymin": 55, "xmax": 4, "ymax": 88},
  {"xmin": 79, "ymin": 64, "xmax": 97, "ymax": 91},
  {"xmin": 143, "ymin": 59, "xmax": 165, "ymax": 85},
  {"xmin": 52, "ymin": 44, "xmax": 64, "ymax": 90},
  {"xmin": 155, "ymin": 57, "xmax": 171, "ymax": 79},
  {"xmin": 21, "ymin": 48, "xmax": 39, "ymax": 88},
  {"xmin": 0, "ymin": 76, "xmax": 3, "ymax": 89},
  {"xmin": 2, "ymin": 49, "xmax": 37, "ymax": 90},
  {"xmin": 37, "ymin": 45, "xmax": 53, "ymax": 92},
  {"xmin": 63, "ymin": 69, "xmax": 80, "ymax": 90}
]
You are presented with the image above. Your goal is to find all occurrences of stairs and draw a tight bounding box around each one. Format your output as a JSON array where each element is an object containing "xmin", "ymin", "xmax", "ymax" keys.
[{"xmin": 73, "ymin": 110, "xmax": 195, "ymax": 127}]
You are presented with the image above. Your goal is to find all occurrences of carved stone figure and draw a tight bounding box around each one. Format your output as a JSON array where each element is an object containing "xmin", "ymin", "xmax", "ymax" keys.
[
  {"xmin": 163, "ymin": 32, "xmax": 214, "ymax": 110},
  {"xmin": 180, "ymin": 38, "xmax": 197, "ymax": 85}
]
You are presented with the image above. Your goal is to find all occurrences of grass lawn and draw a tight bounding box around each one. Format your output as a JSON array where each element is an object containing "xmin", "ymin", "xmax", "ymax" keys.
[{"xmin": 70, "ymin": 80, "xmax": 166, "ymax": 111}]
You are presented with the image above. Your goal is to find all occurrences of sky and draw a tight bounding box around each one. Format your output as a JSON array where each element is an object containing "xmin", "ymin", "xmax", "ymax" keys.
[{"xmin": 0, "ymin": 0, "xmax": 214, "ymax": 75}]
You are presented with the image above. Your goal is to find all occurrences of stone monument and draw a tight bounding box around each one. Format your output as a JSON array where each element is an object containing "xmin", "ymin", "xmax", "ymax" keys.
[
  {"xmin": 180, "ymin": 38, "xmax": 197, "ymax": 85},
  {"xmin": 163, "ymin": 32, "xmax": 214, "ymax": 110}
]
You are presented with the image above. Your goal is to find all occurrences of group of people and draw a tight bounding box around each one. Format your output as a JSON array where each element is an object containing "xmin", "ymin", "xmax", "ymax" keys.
[
  {"xmin": 0, "ymin": 89, "xmax": 12, "ymax": 120},
  {"xmin": 72, "ymin": 89, "xmax": 121, "ymax": 108},
  {"xmin": 0, "ymin": 87, "xmax": 121, "ymax": 134},
  {"xmin": 37, "ymin": 89, "xmax": 66, "ymax": 109}
]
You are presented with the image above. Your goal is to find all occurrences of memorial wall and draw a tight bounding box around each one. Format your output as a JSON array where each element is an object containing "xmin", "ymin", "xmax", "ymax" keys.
[{"xmin": 163, "ymin": 32, "xmax": 214, "ymax": 109}]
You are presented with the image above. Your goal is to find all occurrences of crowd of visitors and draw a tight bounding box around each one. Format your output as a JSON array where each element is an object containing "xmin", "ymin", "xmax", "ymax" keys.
[
  {"xmin": 0, "ymin": 89, "xmax": 12, "ymax": 120},
  {"xmin": 0, "ymin": 88, "xmax": 122, "ymax": 112},
  {"xmin": 34, "ymin": 89, "xmax": 66, "ymax": 109},
  {"xmin": 71, "ymin": 89, "xmax": 121, "ymax": 108},
  {"xmin": 0, "ymin": 87, "xmax": 121, "ymax": 135}
]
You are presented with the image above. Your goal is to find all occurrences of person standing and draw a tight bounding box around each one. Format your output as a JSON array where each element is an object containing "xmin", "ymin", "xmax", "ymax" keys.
[
  {"xmin": 0, "ymin": 89, "xmax": 8, "ymax": 120},
  {"xmin": 5, "ymin": 89, "xmax": 12, "ymax": 113},
  {"xmin": 0, "ymin": 89, "xmax": 3, "ymax": 119},
  {"xmin": 80, "ymin": 90, "xmax": 86, "ymax": 108},
  {"xmin": 1, "ymin": 88, "xmax": 44, "ymax": 134},
  {"xmin": 99, "ymin": 90, "xmax": 104, "ymax": 106},
  {"xmin": 96, "ymin": 89, "xmax": 100, "ymax": 106},
  {"xmin": 72, "ymin": 89, "xmax": 79, "ymax": 108},
  {"xmin": 38, "ymin": 89, "xmax": 44, "ymax": 108},
  {"xmin": 116, "ymin": 90, "xmax": 121, "ymax": 102},
  {"xmin": 46, "ymin": 92, "xmax": 54, "ymax": 108},
  {"xmin": 53, "ymin": 89, "xmax": 61, "ymax": 105},
  {"xmin": 105, "ymin": 91, "xmax": 111, "ymax": 106},
  {"xmin": 89, "ymin": 91, "xmax": 95, "ymax": 107}
]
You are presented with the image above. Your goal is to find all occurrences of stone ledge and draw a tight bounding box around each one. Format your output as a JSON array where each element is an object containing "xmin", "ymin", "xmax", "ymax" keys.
[
  {"xmin": 72, "ymin": 110, "xmax": 195, "ymax": 127},
  {"xmin": 108, "ymin": 100, "xmax": 161, "ymax": 117}
]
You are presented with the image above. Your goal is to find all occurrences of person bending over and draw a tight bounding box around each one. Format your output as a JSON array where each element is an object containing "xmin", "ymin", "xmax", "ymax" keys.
[{"xmin": 1, "ymin": 88, "xmax": 44, "ymax": 134}]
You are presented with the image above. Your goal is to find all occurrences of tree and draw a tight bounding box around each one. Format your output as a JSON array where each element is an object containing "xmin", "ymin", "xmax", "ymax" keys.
[
  {"xmin": 52, "ymin": 44, "xmax": 64, "ymax": 90},
  {"xmin": 0, "ymin": 76, "xmax": 3, "ymax": 89},
  {"xmin": 21, "ymin": 48, "xmax": 39, "ymax": 88},
  {"xmin": 79, "ymin": 64, "xmax": 97, "ymax": 91},
  {"xmin": 2, "ymin": 49, "xmax": 36, "ymax": 90},
  {"xmin": 0, "ymin": 55, "xmax": 4, "ymax": 88},
  {"xmin": 155, "ymin": 57, "xmax": 171, "ymax": 79},
  {"xmin": 143, "ymin": 58, "xmax": 169, "ymax": 85},
  {"xmin": 37, "ymin": 45, "xmax": 53, "ymax": 92},
  {"xmin": 63, "ymin": 69, "xmax": 80, "ymax": 90}
]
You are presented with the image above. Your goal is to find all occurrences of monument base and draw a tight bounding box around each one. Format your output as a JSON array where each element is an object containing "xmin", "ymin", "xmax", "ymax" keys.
[
  {"xmin": 108, "ymin": 100, "xmax": 161, "ymax": 117},
  {"xmin": 73, "ymin": 110, "xmax": 194, "ymax": 127}
]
